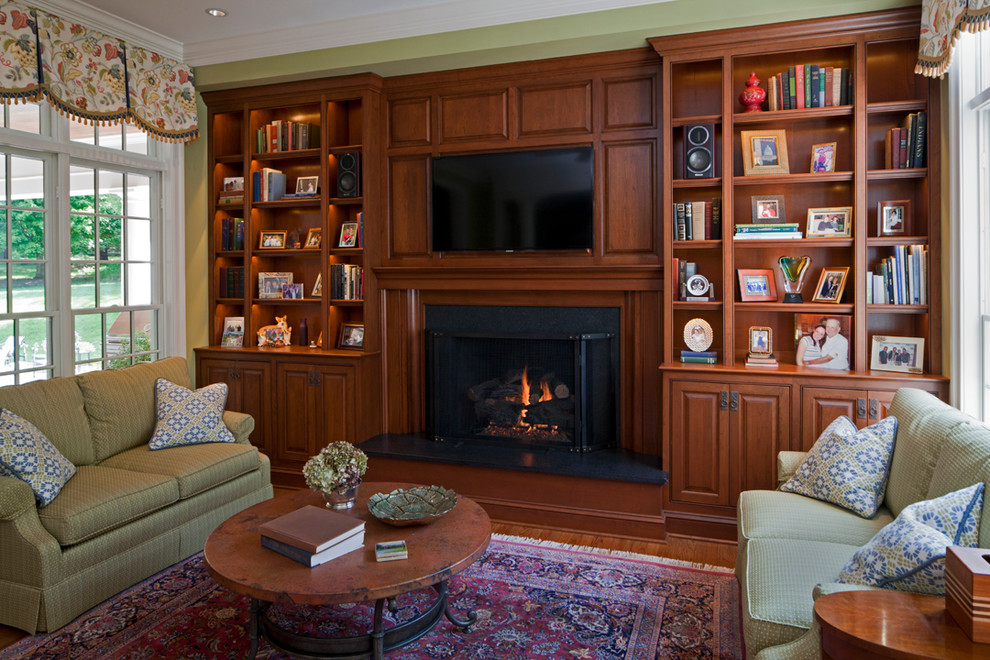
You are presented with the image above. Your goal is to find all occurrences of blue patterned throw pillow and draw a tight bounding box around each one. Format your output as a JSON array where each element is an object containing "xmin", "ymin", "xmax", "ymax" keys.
[
  {"xmin": 148, "ymin": 378, "xmax": 234, "ymax": 450},
  {"xmin": 780, "ymin": 415, "xmax": 897, "ymax": 517},
  {"xmin": 838, "ymin": 483, "xmax": 984, "ymax": 595},
  {"xmin": 0, "ymin": 408, "xmax": 76, "ymax": 507}
]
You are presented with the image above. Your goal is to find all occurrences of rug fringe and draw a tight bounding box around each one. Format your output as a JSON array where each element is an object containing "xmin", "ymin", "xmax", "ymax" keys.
[{"xmin": 491, "ymin": 533, "xmax": 735, "ymax": 574}]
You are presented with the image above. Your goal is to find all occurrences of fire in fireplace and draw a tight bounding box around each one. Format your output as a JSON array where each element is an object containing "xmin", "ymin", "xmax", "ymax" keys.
[{"xmin": 470, "ymin": 365, "xmax": 575, "ymax": 443}]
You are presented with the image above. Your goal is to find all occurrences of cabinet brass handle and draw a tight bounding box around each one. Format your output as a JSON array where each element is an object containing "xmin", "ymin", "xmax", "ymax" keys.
[
  {"xmin": 870, "ymin": 398, "xmax": 879, "ymax": 420},
  {"xmin": 720, "ymin": 390, "xmax": 728, "ymax": 410},
  {"xmin": 730, "ymin": 391, "xmax": 739, "ymax": 411},
  {"xmin": 857, "ymin": 398, "xmax": 866, "ymax": 419}
]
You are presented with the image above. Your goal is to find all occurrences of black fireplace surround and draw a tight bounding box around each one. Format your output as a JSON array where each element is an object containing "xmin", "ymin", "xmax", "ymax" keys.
[{"xmin": 425, "ymin": 305, "xmax": 619, "ymax": 453}]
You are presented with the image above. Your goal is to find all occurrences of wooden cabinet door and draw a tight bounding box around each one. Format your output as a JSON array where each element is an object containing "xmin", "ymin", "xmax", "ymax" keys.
[
  {"xmin": 801, "ymin": 387, "xmax": 864, "ymax": 448},
  {"xmin": 198, "ymin": 357, "xmax": 273, "ymax": 454},
  {"xmin": 275, "ymin": 362, "xmax": 356, "ymax": 466},
  {"xmin": 868, "ymin": 390, "xmax": 896, "ymax": 424},
  {"xmin": 669, "ymin": 380, "xmax": 730, "ymax": 507},
  {"xmin": 731, "ymin": 383, "xmax": 791, "ymax": 496}
]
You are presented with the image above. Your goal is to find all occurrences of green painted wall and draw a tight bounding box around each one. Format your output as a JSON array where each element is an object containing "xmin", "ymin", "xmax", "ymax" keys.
[{"xmin": 183, "ymin": 0, "xmax": 920, "ymax": 360}]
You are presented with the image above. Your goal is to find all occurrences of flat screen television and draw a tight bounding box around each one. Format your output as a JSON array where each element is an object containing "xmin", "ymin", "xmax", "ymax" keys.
[{"xmin": 432, "ymin": 146, "xmax": 594, "ymax": 252}]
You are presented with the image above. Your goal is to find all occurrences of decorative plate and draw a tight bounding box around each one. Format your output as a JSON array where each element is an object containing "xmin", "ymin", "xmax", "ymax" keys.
[
  {"xmin": 684, "ymin": 318, "xmax": 714, "ymax": 352},
  {"xmin": 368, "ymin": 485, "xmax": 458, "ymax": 526}
]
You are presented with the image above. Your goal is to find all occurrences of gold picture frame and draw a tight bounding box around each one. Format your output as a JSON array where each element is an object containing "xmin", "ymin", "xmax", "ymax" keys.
[
  {"xmin": 258, "ymin": 230, "xmax": 287, "ymax": 249},
  {"xmin": 811, "ymin": 267, "xmax": 850, "ymax": 303},
  {"xmin": 749, "ymin": 326, "xmax": 772, "ymax": 355},
  {"xmin": 741, "ymin": 129, "xmax": 790, "ymax": 176},
  {"xmin": 870, "ymin": 335, "xmax": 924, "ymax": 374}
]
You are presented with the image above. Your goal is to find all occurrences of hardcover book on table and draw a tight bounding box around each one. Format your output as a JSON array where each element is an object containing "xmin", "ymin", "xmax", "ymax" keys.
[
  {"xmin": 259, "ymin": 504, "xmax": 365, "ymax": 554},
  {"xmin": 261, "ymin": 532, "xmax": 365, "ymax": 567}
]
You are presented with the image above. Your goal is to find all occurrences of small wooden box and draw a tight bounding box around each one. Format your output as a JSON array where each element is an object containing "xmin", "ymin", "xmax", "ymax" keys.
[{"xmin": 945, "ymin": 545, "xmax": 990, "ymax": 643}]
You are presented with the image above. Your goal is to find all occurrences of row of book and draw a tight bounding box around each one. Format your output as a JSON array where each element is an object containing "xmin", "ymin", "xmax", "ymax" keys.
[
  {"xmin": 883, "ymin": 111, "xmax": 927, "ymax": 169},
  {"xmin": 765, "ymin": 65, "xmax": 852, "ymax": 111},
  {"xmin": 868, "ymin": 244, "xmax": 928, "ymax": 306},
  {"xmin": 329, "ymin": 264, "xmax": 364, "ymax": 301},
  {"xmin": 219, "ymin": 217, "xmax": 245, "ymax": 251},
  {"xmin": 255, "ymin": 120, "xmax": 319, "ymax": 154},
  {"xmin": 218, "ymin": 266, "xmax": 245, "ymax": 298},
  {"xmin": 253, "ymin": 168, "xmax": 287, "ymax": 202},
  {"xmin": 746, "ymin": 352, "xmax": 779, "ymax": 367},
  {"xmin": 673, "ymin": 200, "xmax": 722, "ymax": 241},
  {"xmin": 733, "ymin": 223, "xmax": 802, "ymax": 240},
  {"xmin": 681, "ymin": 350, "xmax": 717, "ymax": 364}
]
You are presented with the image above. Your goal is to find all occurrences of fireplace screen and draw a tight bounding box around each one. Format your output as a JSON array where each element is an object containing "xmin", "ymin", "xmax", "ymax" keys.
[{"xmin": 427, "ymin": 331, "xmax": 616, "ymax": 452}]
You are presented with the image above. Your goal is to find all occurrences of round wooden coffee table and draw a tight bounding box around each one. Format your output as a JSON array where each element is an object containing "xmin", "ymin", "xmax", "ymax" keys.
[{"xmin": 204, "ymin": 482, "xmax": 491, "ymax": 659}]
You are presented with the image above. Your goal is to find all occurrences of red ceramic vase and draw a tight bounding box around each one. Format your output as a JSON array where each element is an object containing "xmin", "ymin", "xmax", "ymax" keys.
[{"xmin": 739, "ymin": 72, "xmax": 766, "ymax": 113}]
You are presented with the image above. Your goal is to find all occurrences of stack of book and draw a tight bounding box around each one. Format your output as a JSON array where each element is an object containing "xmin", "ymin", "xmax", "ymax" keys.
[
  {"xmin": 868, "ymin": 244, "xmax": 928, "ymax": 305},
  {"xmin": 673, "ymin": 199, "xmax": 722, "ymax": 241},
  {"xmin": 259, "ymin": 505, "xmax": 365, "ymax": 567},
  {"xmin": 884, "ymin": 111, "xmax": 927, "ymax": 169},
  {"xmin": 766, "ymin": 64, "xmax": 852, "ymax": 111},
  {"xmin": 745, "ymin": 353, "xmax": 779, "ymax": 368},
  {"xmin": 681, "ymin": 350, "xmax": 717, "ymax": 364},
  {"xmin": 218, "ymin": 177, "xmax": 244, "ymax": 206},
  {"xmin": 733, "ymin": 223, "xmax": 802, "ymax": 240}
]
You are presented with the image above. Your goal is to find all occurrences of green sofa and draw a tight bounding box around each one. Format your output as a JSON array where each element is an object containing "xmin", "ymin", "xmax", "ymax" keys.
[
  {"xmin": 736, "ymin": 387, "xmax": 990, "ymax": 659},
  {"xmin": 0, "ymin": 357, "xmax": 273, "ymax": 634}
]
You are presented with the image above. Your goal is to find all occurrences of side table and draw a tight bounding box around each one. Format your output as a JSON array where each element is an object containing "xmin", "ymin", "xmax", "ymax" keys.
[{"xmin": 814, "ymin": 589, "xmax": 990, "ymax": 659}]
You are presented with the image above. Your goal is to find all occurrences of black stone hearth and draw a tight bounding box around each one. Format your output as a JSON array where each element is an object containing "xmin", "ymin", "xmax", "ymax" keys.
[{"xmin": 361, "ymin": 433, "xmax": 668, "ymax": 485}]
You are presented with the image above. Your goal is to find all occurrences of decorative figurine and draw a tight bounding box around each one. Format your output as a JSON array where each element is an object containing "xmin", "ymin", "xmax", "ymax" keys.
[
  {"xmin": 257, "ymin": 315, "xmax": 292, "ymax": 347},
  {"xmin": 777, "ymin": 256, "xmax": 812, "ymax": 303},
  {"xmin": 739, "ymin": 72, "xmax": 767, "ymax": 113}
]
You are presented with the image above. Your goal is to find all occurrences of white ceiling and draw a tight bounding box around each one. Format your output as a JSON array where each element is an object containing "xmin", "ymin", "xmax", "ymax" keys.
[{"xmin": 46, "ymin": 0, "xmax": 673, "ymax": 66}]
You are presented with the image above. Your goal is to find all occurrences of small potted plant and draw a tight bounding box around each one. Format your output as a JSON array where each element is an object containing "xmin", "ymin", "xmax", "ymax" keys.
[{"xmin": 302, "ymin": 441, "xmax": 368, "ymax": 509}]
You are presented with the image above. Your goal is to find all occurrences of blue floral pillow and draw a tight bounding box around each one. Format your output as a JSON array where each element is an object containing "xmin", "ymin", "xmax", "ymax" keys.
[
  {"xmin": 148, "ymin": 378, "xmax": 234, "ymax": 450},
  {"xmin": 780, "ymin": 415, "xmax": 897, "ymax": 517},
  {"xmin": 838, "ymin": 483, "xmax": 984, "ymax": 595},
  {"xmin": 0, "ymin": 408, "xmax": 76, "ymax": 507}
]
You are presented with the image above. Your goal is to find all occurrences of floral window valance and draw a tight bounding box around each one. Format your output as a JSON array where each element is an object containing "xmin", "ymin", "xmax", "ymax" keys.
[
  {"xmin": 917, "ymin": 0, "xmax": 990, "ymax": 77},
  {"xmin": 0, "ymin": 0, "xmax": 198, "ymax": 142}
]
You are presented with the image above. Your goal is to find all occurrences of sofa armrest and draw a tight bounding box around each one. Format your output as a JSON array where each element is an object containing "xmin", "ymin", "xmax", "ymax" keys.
[
  {"xmin": 223, "ymin": 410, "xmax": 255, "ymax": 444},
  {"xmin": 777, "ymin": 451, "xmax": 808, "ymax": 487},
  {"xmin": 0, "ymin": 475, "xmax": 35, "ymax": 521},
  {"xmin": 813, "ymin": 581, "xmax": 884, "ymax": 599}
]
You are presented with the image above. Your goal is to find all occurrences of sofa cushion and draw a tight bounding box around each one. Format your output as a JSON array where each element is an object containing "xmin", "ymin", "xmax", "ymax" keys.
[
  {"xmin": 101, "ymin": 442, "xmax": 260, "ymax": 499},
  {"xmin": 149, "ymin": 379, "xmax": 234, "ymax": 450},
  {"xmin": 77, "ymin": 357, "xmax": 193, "ymax": 462},
  {"xmin": 780, "ymin": 416, "xmax": 897, "ymax": 518},
  {"xmin": 0, "ymin": 376, "xmax": 93, "ymax": 465},
  {"xmin": 738, "ymin": 489, "xmax": 893, "ymax": 546},
  {"xmin": 838, "ymin": 483, "xmax": 984, "ymax": 595},
  {"xmin": 37, "ymin": 465, "xmax": 178, "ymax": 546},
  {"xmin": 885, "ymin": 388, "xmax": 972, "ymax": 517},
  {"xmin": 0, "ymin": 409, "xmax": 76, "ymax": 507},
  {"xmin": 925, "ymin": 422, "xmax": 990, "ymax": 548}
]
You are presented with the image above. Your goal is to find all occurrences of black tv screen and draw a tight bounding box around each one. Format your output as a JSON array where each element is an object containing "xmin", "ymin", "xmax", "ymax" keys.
[{"xmin": 432, "ymin": 146, "xmax": 594, "ymax": 252}]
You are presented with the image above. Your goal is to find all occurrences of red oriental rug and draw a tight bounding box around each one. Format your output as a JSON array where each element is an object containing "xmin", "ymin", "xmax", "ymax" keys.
[{"xmin": 0, "ymin": 535, "xmax": 742, "ymax": 659}]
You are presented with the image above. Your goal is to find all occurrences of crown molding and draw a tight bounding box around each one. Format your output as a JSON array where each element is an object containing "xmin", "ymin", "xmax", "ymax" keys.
[
  {"xmin": 31, "ymin": 0, "xmax": 184, "ymax": 61},
  {"xmin": 184, "ymin": 0, "xmax": 671, "ymax": 67}
]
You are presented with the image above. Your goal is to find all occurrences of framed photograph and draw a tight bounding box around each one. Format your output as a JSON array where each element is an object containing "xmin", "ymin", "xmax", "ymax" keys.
[
  {"xmin": 806, "ymin": 207, "xmax": 852, "ymax": 238},
  {"xmin": 296, "ymin": 176, "xmax": 319, "ymax": 195},
  {"xmin": 811, "ymin": 142, "xmax": 836, "ymax": 173},
  {"xmin": 683, "ymin": 318, "xmax": 714, "ymax": 352},
  {"xmin": 305, "ymin": 227, "xmax": 322, "ymax": 249},
  {"xmin": 871, "ymin": 335, "xmax": 923, "ymax": 374},
  {"xmin": 737, "ymin": 268, "xmax": 778, "ymax": 302},
  {"xmin": 741, "ymin": 129, "xmax": 790, "ymax": 176},
  {"xmin": 282, "ymin": 283, "xmax": 304, "ymax": 299},
  {"xmin": 751, "ymin": 195, "xmax": 785, "ymax": 224},
  {"xmin": 258, "ymin": 272, "xmax": 292, "ymax": 299},
  {"xmin": 878, "ymin": 200, "xmax": 909, "ymax": 236},
  {"xmin": 338, "ymin": 323, "xmax": 365, "ymax": 350},
  {"xmin": 311, "ymin": 273, "xmax": 322, "ymax": 298},
  {"xmin": 794, "ymin": 314, "xmax": 852, "ymax": 370},
  {"xmin": 338, "ymin": 222, "xmax": 359, "ymax": 248},
  {"xmin": 258, "ymin": 230, "xmax": 287, "ymax": 249},
  {"xmin": 223, "ymin": 176, "xmax": 244, "ymax": 192},
  {"xmin": 749, "ymin": 326, "xmax": 772, "ymax": 356},
  {"xmin": 220, "ymin": 316, "xmax": 244, "ymax": 348},
  {"xmin": 811, "ymin": 267, "xmax": 850, "ymax": 303}
]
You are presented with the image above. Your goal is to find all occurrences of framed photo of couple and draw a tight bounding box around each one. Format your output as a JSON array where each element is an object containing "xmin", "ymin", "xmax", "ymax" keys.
[{"xmin": 794, "ymin": 314, "xmax": 851, "ymax": 370}]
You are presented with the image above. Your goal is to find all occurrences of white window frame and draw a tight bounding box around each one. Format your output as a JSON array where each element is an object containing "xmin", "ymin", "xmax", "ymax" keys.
[
  {"xmin": 0, "ymin": 102, "xmax": 185, "ymax": 376},
  {"xmin": 948, "ymin": 32, "xmax": 990, "ymax": 420}
]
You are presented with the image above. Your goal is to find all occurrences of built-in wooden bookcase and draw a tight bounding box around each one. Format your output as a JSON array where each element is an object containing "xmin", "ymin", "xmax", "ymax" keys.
[{"xmin": 651, "ymin": 8, "xmax": 948, "ymax": 539}]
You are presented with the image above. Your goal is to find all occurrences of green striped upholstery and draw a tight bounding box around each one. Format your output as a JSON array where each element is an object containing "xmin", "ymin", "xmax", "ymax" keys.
[
  {"xmin": 222, "ymin": 410, "xmax": 255, "ymax": 444},
  {"xmin": 885, "ymin": 388, "xmax": 971, "ymax": 517},
  {"xmin": 738, "ymin": 489, "xmax": 893, "ymax": 546},
  {"xmin": 77, "ymin": 357, "xmax": 193, "ymax": 462},
  {"xmin": 37, "ymin": 465, "xmax": 178, "ymax": 546},
  {"xmin": 926, "ymin": 423, "xmax": 990, "ymax": 548},
  {"xmin": 100, "ymin": 443, "xmax": 261, "ymax": 499},
  {"xmin": 753, "ymin": 623, "xmax": 822, "ymax": 660},
  {"xmin": 0, "ymin": 376, "xmax": 94, "ymax": 466}
]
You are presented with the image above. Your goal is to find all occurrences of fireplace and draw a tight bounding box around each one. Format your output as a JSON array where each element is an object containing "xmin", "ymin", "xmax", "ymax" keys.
[{"xmin": 425, "ymin": 306, "xmax": 619, "ymax": 453}]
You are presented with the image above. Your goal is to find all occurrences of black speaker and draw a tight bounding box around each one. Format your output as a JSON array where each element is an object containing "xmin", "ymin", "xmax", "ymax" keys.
[
  {"xmin": 683, "ymin": 124, "xmax": 715, "ymax": 178},
  {"xmin": 337, "ymin": 152, "xmax": 361, "ymax": 197}
]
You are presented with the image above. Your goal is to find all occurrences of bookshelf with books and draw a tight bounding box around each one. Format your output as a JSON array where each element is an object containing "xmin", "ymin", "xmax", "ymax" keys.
[
  {"xmin": 197, "ymin": 75, "xmax": 384, "ymax": 488},
  {"xmin": 651, "ymin": 9, "xmax": 948, "ymax": 539}
]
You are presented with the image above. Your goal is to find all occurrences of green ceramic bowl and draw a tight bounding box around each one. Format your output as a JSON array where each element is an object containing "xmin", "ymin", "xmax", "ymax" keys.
[{"xmin": 368, "ymin": 485, "xmax": 458, "ymax": 526}]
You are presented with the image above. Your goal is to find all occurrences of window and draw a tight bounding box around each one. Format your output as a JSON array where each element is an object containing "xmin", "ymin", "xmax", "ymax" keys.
[{"xmin": 0, "ymin": 102, "xmax": 183, "ymax": 383}]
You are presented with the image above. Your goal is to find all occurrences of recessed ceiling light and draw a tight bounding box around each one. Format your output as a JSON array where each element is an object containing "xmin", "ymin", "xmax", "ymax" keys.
[{"xmin": 205, "ymin": 8, "xmax": 227, "ymax": 18}]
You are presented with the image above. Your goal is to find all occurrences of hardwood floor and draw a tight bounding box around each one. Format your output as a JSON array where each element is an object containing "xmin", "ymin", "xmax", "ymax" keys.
[{"xmin": 0, "ymin": 496, "xmax": 736, "ymax": 652}]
